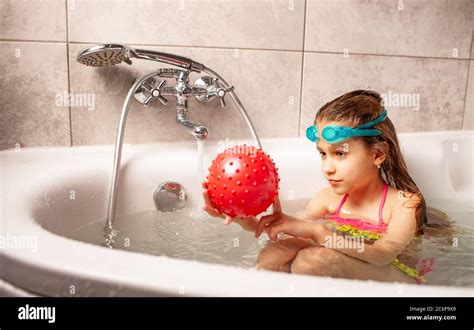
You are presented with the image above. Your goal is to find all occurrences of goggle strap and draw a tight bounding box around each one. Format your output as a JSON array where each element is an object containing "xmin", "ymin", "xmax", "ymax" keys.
[
  {"xmin": 350, "ymin": 128, "xmax": 382, "ymax": 136},
  {"xmin": 357, "ymin": 110, "xmax": 387, "ymax": 129}
]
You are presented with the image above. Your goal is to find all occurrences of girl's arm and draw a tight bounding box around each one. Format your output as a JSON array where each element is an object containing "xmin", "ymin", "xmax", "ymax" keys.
[
  {"xmin": 239, "ymin": 186, "xmax": 331, "ymax": 234},
  {"xmin": 268, "ymin": 193, "xmax": 419, "ymax": 266},
  {"xmin": 312, "ymin": 193, "xmax": 419, "ymax": 265},
  {"xmin": 255, "ymin": 187, "xmax": 331, "ymax": 238}
]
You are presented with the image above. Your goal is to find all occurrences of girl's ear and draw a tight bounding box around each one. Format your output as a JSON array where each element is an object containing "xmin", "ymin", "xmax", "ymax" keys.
[{"xmin": 371, "ymin": 141, "xmax": 388, "ymax": 166}]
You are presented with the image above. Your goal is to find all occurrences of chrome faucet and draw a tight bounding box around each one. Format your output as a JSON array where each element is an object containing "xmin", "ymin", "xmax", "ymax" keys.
[
  {"xmin": 76, "ymin": 44, "xmax": 261, "ymax": 226},
  {"xmin": 132, "ymin": 68, "xmax": 232, "ymax": 140}
]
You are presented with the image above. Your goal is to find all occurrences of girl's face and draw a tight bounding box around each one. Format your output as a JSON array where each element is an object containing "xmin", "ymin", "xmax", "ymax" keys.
[{"xmin": 315, "ymin": 120, "xmax": 380, "ymax": 195}]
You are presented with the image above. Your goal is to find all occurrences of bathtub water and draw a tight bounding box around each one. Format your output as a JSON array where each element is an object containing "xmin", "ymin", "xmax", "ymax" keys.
[
  {"xmin": 68, "ymin": 197, "xmax": 473, "ymax": 288},
  {"xmin": 68, "ymin": 206, "xmax": 265, "ymax": 268},
  {"xmin": 419, "ymin": 198, "xmax": 474, "ymax": 287},
  {"xmin": 1, "ymin": 131, "xmax": 473, "ymax": 296}
]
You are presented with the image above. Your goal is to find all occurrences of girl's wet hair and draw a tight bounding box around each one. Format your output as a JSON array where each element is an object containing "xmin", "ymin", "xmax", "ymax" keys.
[{"xmin": 314, "ymin": 90, "xmax": 427, "ymax": 234}]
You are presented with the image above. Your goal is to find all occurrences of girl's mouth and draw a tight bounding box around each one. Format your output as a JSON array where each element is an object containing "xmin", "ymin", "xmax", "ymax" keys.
[{"xmin": 328, "ymin": 179, "xmax": 342, "ymax": 185}]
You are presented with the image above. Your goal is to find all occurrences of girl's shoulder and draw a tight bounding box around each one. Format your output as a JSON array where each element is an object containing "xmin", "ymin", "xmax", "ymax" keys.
[
  {"xmin": 316, "ymin": 185, "xmax": 408, "ymax": 221},
  {"xmin": 383, "ymin": 186, "xmax": 400, "ymax": 222},
  {"xmin": 382, "ymin": 186, "xmax": 422, "ymax": 224},
  {"xmin": 304, "ymin": 185, "xmax": 421, "ymax": 222},
  {"xmin": 389, "ymin": 187, "xmax": 423, "ymax": 209},
  {"xmin": 302, "ymin": 186, "xmax": 335, "ymax": 218},
  {"xmin": 304, "ymin": 186, "xmax": 351, "ymax": 215}
]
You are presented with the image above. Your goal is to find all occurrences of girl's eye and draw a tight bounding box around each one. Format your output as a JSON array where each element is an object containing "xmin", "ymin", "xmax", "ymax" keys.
[
  {"xmin": 319, "ymin": 152, "xmax": 326, "ymax": 157},
  {"xmin": 336, "ymin": 151, "xmax": 346, "ymax": 157}
]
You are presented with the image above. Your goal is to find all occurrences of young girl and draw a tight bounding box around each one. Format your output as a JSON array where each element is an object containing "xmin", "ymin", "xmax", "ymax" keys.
[{"xmin": 202, "ymin": 90, "xmax": 434, "ymax": 284}]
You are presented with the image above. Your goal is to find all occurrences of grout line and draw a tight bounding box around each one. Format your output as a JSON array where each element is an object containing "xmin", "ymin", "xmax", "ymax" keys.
[
  {"xmin": 460, "ymin": 30, "xmax": 473, "ymax": 130},
  {"xmin": 0, "ymin": 38, "xmax": 471, "ymax": 61},
  {"xmin": 302, "ymin": 50, "xmax": 472, "ymax": 61},
  {"xmin": 0, "ymin": 38, "xmax": 66, "ymax": 44},
  {"xmin": 471, "ymin": 30, "xmax": 474, "ymax": 61},
  {"xmin": 65, "ymin": 0, "xmax": 73, "ymax": 147},
  {"xmin": 297, "ymin": 0, "xmax": 308, "ymax": 138}
]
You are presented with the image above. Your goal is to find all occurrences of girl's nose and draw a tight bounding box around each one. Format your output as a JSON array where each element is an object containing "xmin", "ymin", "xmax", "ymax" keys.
[{"xmin": 322, "ymin": 159, "xmax": 336, "ymax": 175}]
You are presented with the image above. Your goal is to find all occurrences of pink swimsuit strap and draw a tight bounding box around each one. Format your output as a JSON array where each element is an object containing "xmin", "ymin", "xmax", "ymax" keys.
[{"xmin": 329, "ymin": 183, "xmax": 389, "ymax": 232}]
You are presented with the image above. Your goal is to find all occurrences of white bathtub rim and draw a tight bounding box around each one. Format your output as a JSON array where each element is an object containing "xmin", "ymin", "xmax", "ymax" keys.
[{"xmin": 2, "ymin": 217, "xmax": 473, "ymax": 297}]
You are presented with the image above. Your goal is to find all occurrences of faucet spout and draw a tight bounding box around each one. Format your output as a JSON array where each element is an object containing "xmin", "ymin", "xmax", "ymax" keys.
[{"xmin": 177, "ymin": 115, "xmax": 208, "ymax": 140}]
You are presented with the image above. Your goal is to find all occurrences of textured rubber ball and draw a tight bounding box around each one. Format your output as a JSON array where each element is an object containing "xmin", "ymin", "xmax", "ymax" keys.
[{"xmin": 205, "ymin": 145, "xmax": 280, "ymax": 217}]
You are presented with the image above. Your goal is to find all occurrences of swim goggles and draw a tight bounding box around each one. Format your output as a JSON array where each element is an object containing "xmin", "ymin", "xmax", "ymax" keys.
[{"xmin": 306, "ymin": 110, "xmax": 388, "ymax": 144}]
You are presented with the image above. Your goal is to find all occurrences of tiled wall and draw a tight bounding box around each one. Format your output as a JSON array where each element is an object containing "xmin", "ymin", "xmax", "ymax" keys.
[{"xmin": 1, "ymin": 0, "xmax": 473, "ymax": 150}]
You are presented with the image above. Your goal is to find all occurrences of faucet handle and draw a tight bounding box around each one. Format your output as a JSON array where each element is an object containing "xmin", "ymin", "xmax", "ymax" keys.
[
  {"xmin": 135, "ymin": 78, "xmax": 169, "ymax": 107},
  {"xmin": 214, "ymin": 78, "xmax": 234, "ymax": 108},
  {"xmin": 194, "ymin": 76, "xmax": 234, "ymax": 108},
  {"xmin": 153, "ymin": 80, "xmax": 169, "ymax": 105}
]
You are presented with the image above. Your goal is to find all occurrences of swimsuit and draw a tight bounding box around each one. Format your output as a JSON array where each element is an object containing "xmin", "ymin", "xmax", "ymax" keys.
[{"xmin": 323, "ymin": 183, "xmax": 435, "ymax": 284}]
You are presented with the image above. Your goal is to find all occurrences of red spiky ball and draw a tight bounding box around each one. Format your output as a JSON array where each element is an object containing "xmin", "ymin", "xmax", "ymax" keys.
[{"xmin": 204, "ymin": 145, "xmax": 280, "ymax": 218}]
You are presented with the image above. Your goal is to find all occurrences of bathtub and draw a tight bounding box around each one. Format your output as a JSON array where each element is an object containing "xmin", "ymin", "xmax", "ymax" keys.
[{"xmin": 1, "ymin": 131, "xmax": 473, "ymax": 297}]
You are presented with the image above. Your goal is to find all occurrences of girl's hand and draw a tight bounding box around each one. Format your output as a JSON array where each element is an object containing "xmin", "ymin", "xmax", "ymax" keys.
[
  {"xmin": 201, "ymin": 181, "xmax": 234, "ymax": 225},
  {"xmin": 267, "ymin": 218, "xmax": 320, "ymax": 242},
  {"xmin": 255, "ymin": 196, "xmax": 292, "ymax": 239}
]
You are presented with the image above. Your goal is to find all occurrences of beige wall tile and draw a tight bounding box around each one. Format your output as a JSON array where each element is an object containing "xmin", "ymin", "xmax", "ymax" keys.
[
  {"xmin": 1, "ymin": 1, "xmax": 470, "ymax": 151},
  {"xmin": 471, "ymin": 31, "xmax": 473, "ymax": 59},
  {"xmin": 0, "ymin": 0, "xmax": 67, "ymax": 41},
  {"xmin": 463, "ymin": 61, "xmax": 474, "ymax": 130},
  {"xmin": 305, "ymin": 0, "xmax": 473, "ymax": 58},
  {"xmin": 69, "ymin": 44, "xmax": 302, "ymax": 145},
  {"xmin": 68, "ymin": 0, "xmax": 305, "ymax": 50},
  {"xmin": 300, "ymin": 53, "xmax": 468, "ymax": 135},
  {"xmin": 0, "ymin": 42, "xmax": 70, "ymax": 150}
]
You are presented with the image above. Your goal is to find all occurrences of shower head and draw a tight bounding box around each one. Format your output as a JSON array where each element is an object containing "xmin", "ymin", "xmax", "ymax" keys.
[
  {"xmin": 76, "ymin": 44, "xmax": 129, "ymax": 67},
  {"xmin": 77, "ymin": 43, "xmax": 205, "ymax": 72}
]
